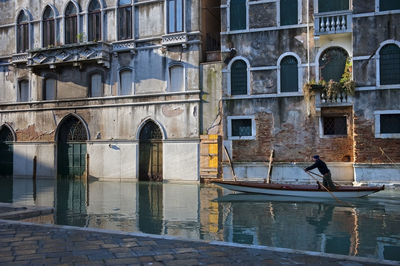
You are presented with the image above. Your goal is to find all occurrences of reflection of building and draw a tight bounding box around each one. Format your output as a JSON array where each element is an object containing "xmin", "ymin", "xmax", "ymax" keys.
[
  {"xmin": 220, "ymin": 0, "xmax": 400, "ymax": 185},
  {"xmin": 0, "ymin": 0, "xmax": 221, "ymax": 181}
]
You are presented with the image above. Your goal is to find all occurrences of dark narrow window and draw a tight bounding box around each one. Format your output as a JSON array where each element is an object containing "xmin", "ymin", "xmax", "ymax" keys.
[
  {"xmin": 231, "ymin": 60, "xmax": 247, "ymax": 95},
  {"xmin": 319, "ymin": 47, "xmax": 348, "ymax": 82},
  {"xmin": 167, "ymin": 0, "xmax": 183, "ymax": 33},
  {"xmin": 323, "ymin": 116, "xmax": 347, "ymax": 135},
  {"xmin": 380, "ymin": 44, "xmax": 400, "ymax": 85},
  {"xmin": 230, "ymin": 0, "xmax": 246, "ymax": 30},
  {"xmin": 17, "ymin": 11, "xmax": 29, "ymax": 53},
  {"xmin": 380, "ymin": 114, "xmax": 400, "ymax": 134},
  {"xmin": 232, "ymin": 119, "xmax": 252, "ymax": 137},
  {"xmin": 44, "ymin": 78, "xmax": 56, "ymax": 100},
  {"xmin": 318, "ymin": 0, "xmax": 349, "ymax": 12},
  {"xmin": 379, "ymin": 0, "xmax": 400, "ymax": 11},
  {"xmin": 18, "ymin": 80, "xmax": 29, "ymax": 102},
  {"xmin": 88, "ymin": 0, "xmax": 101, "ymax": 41},
  {"xmin": 280, "ymin": 56, "xmax": 298, "ymax": 92},
  {"xmin": 118, "ymin": 0, "xmax": 132, "ymax": 40},
  {"xmin": 43, "ymin": 6, "xmax": 55, "ymax": 47},
  {"xmin": 90, "ymin": 73, "xmax": 102, "ymax": 97},
  {"xmin": 280, "ymin": 0, "xmax": 298, "ymax": 26},
  {"xmin": 65, "ymin": 2, "xmax": 78, "ymax": 44},
  {"xmin": 120, "ymin": 70, "xmax": 132, "ymax": 95}
]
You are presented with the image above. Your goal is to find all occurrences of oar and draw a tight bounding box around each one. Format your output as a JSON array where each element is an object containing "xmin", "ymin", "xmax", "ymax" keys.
[
  {"xmin": 309, "ymin": 171, "xmax": 341, "ymax": 186},
  {"xmin": 305, "ymin": 171, "xmax": 350, "ymax": 205}
]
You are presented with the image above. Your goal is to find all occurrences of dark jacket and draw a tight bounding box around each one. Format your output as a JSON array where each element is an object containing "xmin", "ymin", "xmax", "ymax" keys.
[{"xmin": 305, "ymin": 159, "xmax": 330, "ymax": 175}]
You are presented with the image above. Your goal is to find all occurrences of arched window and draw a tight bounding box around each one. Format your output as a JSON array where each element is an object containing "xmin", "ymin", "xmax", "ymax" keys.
[
  {"xmin": 118, "ymin": 0, "xmax": 132, "ymax": 40},
  {"xmin": 167, "ymin": 0, "xmax": 183, "ymax": 33},
  {"xmin": 17, "ymin": 11, "xmax": 29, "ymax": 53},
  {"xmin": 43, "ymin": 6, "xmax": 55, "ymax": 47},
  {"xmin": 230, "ymin": 0, "xmax": 246, "ymax": 31},
  {"xmin": 280, "ymin": 56, "xmax": 298, "ymax": 93},
  {"xmin": 65, "ymin": 2, "xmax": 78, "ymax": 44},
  {"xmin": 319, "ymin": 47, "xmax": 348, "ymax": 82},
  {"xmin": 90, "ymin": 73, "xmax": 103, "ymax": 97},
  {"xmin": 18, "ymin": 80, "xmax": 29, "ymax": 102},
  {"xmin": 169, "ymin": 65, "xmax": 184, "ymax": 92},
  {"xmin": 120, "ymin": 69, "xmax": 132, "ymax": 95},
  {"xmin": 379, "ymin": 0, "xmax": 400, "ymax": 11},
  {"xmin": 230, "ymin": 60, "xmax": 247, "ymax": 95},
  {"xmin": 379, "ymin": 44, "xmax": 400, "ymax": 85},
  {"xmin": 280, "ymin": 0, "xmax": 298, "ymax": 26},
  {"xmin": 44, "ymin": 78, "xmax": 56, "ymax": 100},
  {"xmin": 88, "ymin": 0, "xmax": 101, "ymax": 41}
]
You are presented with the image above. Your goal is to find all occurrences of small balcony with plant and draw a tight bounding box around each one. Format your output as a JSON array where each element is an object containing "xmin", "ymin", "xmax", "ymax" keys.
[{"xmin": 314, "ymin": 0, "xmax": 352, "ymax": 36}]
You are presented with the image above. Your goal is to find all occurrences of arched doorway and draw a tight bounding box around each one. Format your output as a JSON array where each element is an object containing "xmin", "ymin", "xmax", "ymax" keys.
[
  {"xmin": 319, "ymin": 47, "xmax": 349, "ymax": 82},
  {"xmin": 139, "ymin": 121, "xmax": 163, "ymax": 181},
  {"xmin": 0, "ymin": 125, "xmax": 14, "ymax": 177},
  {"xmin": 57, "ymin": 115, "xmax": 88, "ymax": 178}
]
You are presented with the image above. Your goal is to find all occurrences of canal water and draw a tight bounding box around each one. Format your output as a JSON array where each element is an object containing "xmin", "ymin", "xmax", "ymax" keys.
[{"xmin": 0, "ymin": 177, "xmax": 399, "ymax": 261}]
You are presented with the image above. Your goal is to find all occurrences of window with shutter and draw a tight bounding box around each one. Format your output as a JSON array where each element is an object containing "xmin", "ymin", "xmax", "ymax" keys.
[
  {"xmin": 90, "ymin": 73, "xmax": 103, "ymax": 97},
  {"xmin": 280, "ymin": 56, "xmax": 298, "ymax": 92},
  {"xmin": 318, "ymin": 0, "xmax": 349, "ymax": 12},
  {"xmin": 231, "ymin": 60, "xmax": 247, "ymax": 95},
  {"xmin": 120, "ymin": 70, "xmax": 132, "ymax": 95},
  {"xmin": 44, "ymin": 78, "xmax": 56, "ymax": 100},
  {"xmin": 17, "ymin": 11, "xmax": 29, "ymax": 53},
  {"xmin": 43, "ymin": 6, "xmax": 55, "ymax": 47},
  {"xmin": 230, "ymin": 0, "xmax": 246, "ymax": 30},
  {"xmin": 280, "ymin": 0, "xmax": 298, "ymax": 26},
  {"xmin": 169, "ymin": 65, "xmax": 184, "ymax": 92},
  {"xmin": 167, "ymin": 0, "xmax": 183, "ymax": 33},
  {"xmin": 19, "ymin": 80, "xmax": 29, "ymax": 102},
  {"xmin": 65, "ymin": 2, "xmax": 78, "ymax": 44},
  {"xmin": 118, "ymin": 0, "xmax": 132, "ymax": 40},
  {"xmin": 88, "ymin": 0, "xmax": 101, "ymax": 41},
  {"xmin": 380, "ymin": 44, "xmax": 400, "ymax": 85}
]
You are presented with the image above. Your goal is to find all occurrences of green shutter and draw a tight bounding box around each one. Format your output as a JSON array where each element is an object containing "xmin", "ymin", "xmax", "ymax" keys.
[
  {"xmin": 281, "ymin": 56, "xmax": 298, "ymax": 92},
  {"xmin": 380, "ymin": 44, "xmax": 400, "ymax": 85},
  {"xmin": 319, "ymin": 47, "xmax": 348, "ymax": 82},
  {"xmin": 380, "ymin": 0, "xmax": 400, "ymax": 11},
  {"xmin": 318, "ymin": 0, "xmax": 349, "ymax": 12},
  {"xmin": 231, "ymin": 60, "xmax": 247, "ymax": 95},
  {"xmin": 280, "ymin": 0, "xmax": 298, "ymax": 26},
  {"xmin": 230, "ymin": 0, "xmax": 246, "ymax": 30}
]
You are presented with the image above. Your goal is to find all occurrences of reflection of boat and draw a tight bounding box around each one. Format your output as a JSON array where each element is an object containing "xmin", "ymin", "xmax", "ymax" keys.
[
  {"xmin": 215, "ymin": 193, "xmax": 337, "ymax": 203},
  {"xmin": 213, "ymin": 181, "xmax": 384, "ymax": 198}
]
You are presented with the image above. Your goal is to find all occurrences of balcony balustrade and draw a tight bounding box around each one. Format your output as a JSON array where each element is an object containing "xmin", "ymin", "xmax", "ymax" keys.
[
  {"xmin": 316, "ymin": 91, "xmax": 353, "ymax": 108},
  {"xmin": 314, "ymin": 11, "xmax": 352, "ymax": 36}
]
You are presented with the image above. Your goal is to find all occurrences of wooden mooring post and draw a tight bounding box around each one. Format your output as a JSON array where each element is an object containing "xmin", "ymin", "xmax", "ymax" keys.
[
  {"xmin": 33, "ymin": 156, "xmax": 37, "ymax": 201},
  {"xmin": 86, "ymin": 153, "xmax": 89, "ymax": 206},
  {"xmin": 265, "ymin": 149, "xmax": 274, "ymax": 184}
]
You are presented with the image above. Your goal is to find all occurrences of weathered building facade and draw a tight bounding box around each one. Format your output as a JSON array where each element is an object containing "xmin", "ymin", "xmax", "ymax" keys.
[
  {"xmin": 0, "ymin": 0, "xmax": 222, "ymax": 181},
  {"xmin": 220, "ymin": 0, "xmax": 400, "ymax": 185}
]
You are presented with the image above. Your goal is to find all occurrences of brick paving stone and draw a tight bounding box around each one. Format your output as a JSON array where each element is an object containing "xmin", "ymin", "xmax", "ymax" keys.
[
  {"xmin": 154, "ymin": 254, "xmax": 175, "ymax": 261},
  {"xmin": 104, "ymin": 257, "xmax": 140, "ymax": 264},
  {"xmin": 0, "ymin": 256, "xmax": 14, "ymax": 263},
  {"xmin": 165, "ymin": 259, "xmax": 200, "ymax": 266}
]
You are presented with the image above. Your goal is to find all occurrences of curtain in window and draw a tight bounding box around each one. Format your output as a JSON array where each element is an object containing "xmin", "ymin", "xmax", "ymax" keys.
[
  {"xmin": 118, "ymin": 0, "xmax": 132, "ymax": 40},
  {"xmin": 379, "ymin": 0, "xmax": 400, "ymax": 11},
  {"xmin": 230, "ymin": 0, "xmax": 246, "ymax": 30},
  {"xmin": 88, "ymin": 0, "xmax": 101, "ymax": 41},
  {"xmin": 44, "ymin": 78, "xmax": 56, "ymax": 100},
  {"xmin": 232, "ymin": 119, "xmax": 252, "ymax": 136},
  {"xmin": 380, "ymin": 44, "xmax": 400, "ymax": 85},
  {"xmin": 90, "ymin": 73, "xmax": 102, "ymax": 97},
  {"xmin": 280, "ymin": 0, "xmax": 298, "ymax": 26},
  {"xmin": 65, "ymin": 2, "xmax": 78, "ymax": 44},
  {"xmin": 319, "ymin": 47, "xmax": 348, "ymax": 82},
  {"xmin": 17, "ymin": 12, "xmax": 29, "ymax": 53},
  {"xmin": 43, "ymin": 6, "xmax": 55, "ymax": 47},
  {"xmin": 231, "ymin": 60, "xmax": 247, "ymax": 95},
  {"xmin": 120, "ymin": 70, "xmax": 132, "ymax": 95},
  {"xmin": 169, "ymin": 65, "xmax": 184, "ymax": 92},
  {"xmin": 318, "ymin": 0, "xmax": 349, "ymax": 12},
  {"xmin": 167, "ymin": 0, "xmax": 183, "ymax": 33},
  {"xmin": 19, "ymin": 80, "xmax": 29, "ymax": 102},
  {"xmin": 280, "ymin": 56, "xmax": 298, "ymax": 92}
]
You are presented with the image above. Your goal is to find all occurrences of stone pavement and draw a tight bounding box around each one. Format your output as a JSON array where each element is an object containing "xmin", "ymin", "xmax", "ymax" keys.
[{"xmin": 0, "ymin": 219, "xmax": 399, "ymax": 266}]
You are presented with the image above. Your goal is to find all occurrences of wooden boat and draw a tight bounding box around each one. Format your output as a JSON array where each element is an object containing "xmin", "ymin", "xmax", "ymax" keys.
[{"xmin": 212, "ymin": 180, "xmax": 385, "ymax": 198}]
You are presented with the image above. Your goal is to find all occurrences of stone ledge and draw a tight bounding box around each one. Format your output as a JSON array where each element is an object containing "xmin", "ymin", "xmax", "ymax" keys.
[{"xmin": 0, "ymin": 203, "xmax": 53, "ymax": 220}]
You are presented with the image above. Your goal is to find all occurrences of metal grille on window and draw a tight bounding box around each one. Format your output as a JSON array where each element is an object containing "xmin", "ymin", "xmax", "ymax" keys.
[
  {"xmin": 319, "ymin": 47, "xmax": 348, "ymax": 82},
  {"xmin": 232, "ymin": 119, "xmax": 252, "ymax": 137},
  {"xmin": 230, "ymin": 0, "xmax": 246, "ymax": 30},
  {"xmin": 140, "ymin": 122, "xmax": 163, "ymax": 140},
  {"xmin": 231, "ymin": 60, "xmax": 247, "ymax": 95},
  {"xmin": 281, "ymin": 56, "xmax": 298, "ymax": 92},
  {"xmin": 379, "ymin": 0, "xmax": 400, "ymax": 11},
  {"xmin": 59, "ymin": 117, "xmax": 87, "ymax": 142},
  {"xmin": 380, "ymin": 44, "xmax": 400, "ymax": 85},
  {"xmin": 380, "ymin": 114, "xmax": 400, "ymax": 134},
  {"xmin": 280, "ymin": 0, "xmax": 298, "ymax": 26},
  {"xmin": 323, "ymin": 116, "xmax": 347, "ymax": 135}
]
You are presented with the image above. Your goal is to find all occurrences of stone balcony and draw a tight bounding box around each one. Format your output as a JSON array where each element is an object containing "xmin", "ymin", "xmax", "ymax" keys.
[
  {"xmin": 161, "ymin": 32, "xmax": 188, "ymax": 47},
  {"xmin": 27, "ymin": 41, "xmax": 111, "ymax": 69},
  {"xmin": 314, "ymin": 10, "xmax": 352, "ymax": 36},
  {"xmin": 316, "ymin": 91, "xmax": 353, "ymax": 108}
]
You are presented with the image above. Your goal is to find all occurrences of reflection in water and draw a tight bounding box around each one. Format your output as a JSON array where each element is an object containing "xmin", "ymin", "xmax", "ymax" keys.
[{"xmin": 0, "ymin": 178, "xmax": 399, "ymax": 261}]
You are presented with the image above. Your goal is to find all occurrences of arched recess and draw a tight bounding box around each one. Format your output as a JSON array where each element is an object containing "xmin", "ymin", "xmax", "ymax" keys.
[
  {"xmin": 138, "ymin": 120, "xmax": 163, "ymax": 182},
  {"xmin": 0, "ymin": 124, "xmax": 15, "ymax": 177},
  {"xmin": 317, "ymin": 46, "xmax": 349, "ymax": 82},
  {"xmin": 56, "ymin": 114, "xmax": 89, "ymax": 178}
]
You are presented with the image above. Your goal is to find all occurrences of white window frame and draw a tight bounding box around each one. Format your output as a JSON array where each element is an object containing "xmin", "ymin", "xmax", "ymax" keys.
[
  {"xmin": 319, "ymin": 115, "xmax": 349, "ymax": 138},
  {"xmin": 374, "ymin": 110, "xmax": 400, "ymax": 139},
  {"xmin": 277, "ymin": 52, "xmax": 302, "ymax": 94},
  {"xmin": 227, "ymin": 115, "xmax": 256, "ymax": 140},
  {"xmin": 165, "ymin": 0, "xmax": 186, "ymax": 34},
  {"xmin": 227, "ymin": 56, "xmax": 251, "ymax": 96},
  {"xmin": 376, "ymin": 40, "xmax": 400, "ymax": 88},
  {"xmin": 167, "ymin": 63, "xmax": 186, "ymax": 92}
]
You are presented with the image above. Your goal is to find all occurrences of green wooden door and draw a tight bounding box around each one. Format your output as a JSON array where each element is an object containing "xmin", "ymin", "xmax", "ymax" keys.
[
  {"xmin": 139, "ymin": 121, "xmax": 163, "ymax": 182},
  {"xmin": 0, "ymin": 142, "xmax": 13, "ymax": 176},
  {"xmin": 58, "ymin": 142, "xmax": 86, "ymax": 177}
]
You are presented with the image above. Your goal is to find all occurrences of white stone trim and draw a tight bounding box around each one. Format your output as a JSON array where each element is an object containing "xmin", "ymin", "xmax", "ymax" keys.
[
  {"xmin": 55, "ymin": 113, "xmax": 91, "ymax": 142},
  {"xmin": 375, "ymin": 40, "xmax": 400, "ymax": 87},
  {"xmin": 0, "ymin": 123, "xmax": 17, "ymax": 141},
  {"xmin": 318, "ymin": 114, "xmax": 349, "ymax": 138},
  {"xmin": 222, "ymin": 24, "xmax": 310, "ymax": 35},
  {"xmin": 135, "ymin": 118, "xmax": 167, "ymax": 140},
  {"xmin": 374, "ymin": 110, "xmax": 400, "ymax": 139},
  {"xmin": 227, "ymin": 115, "xmax": 256, "ymax": 140},
  {"xmin": 277, "ymin": 52, "xmax": 303, "ymax": 94},
  {"xmin": 222, "ymin": 92, "xmax": 303, "ymax": 100},
  {"xmin": 227, "ymin": 56, "xmax": 251, "ymax": 96}
]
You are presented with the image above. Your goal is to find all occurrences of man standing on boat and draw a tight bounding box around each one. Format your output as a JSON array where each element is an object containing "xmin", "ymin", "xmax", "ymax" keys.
[{"xmin": 304, "ymin": 155, "xmax": 336, "ymax": 190}]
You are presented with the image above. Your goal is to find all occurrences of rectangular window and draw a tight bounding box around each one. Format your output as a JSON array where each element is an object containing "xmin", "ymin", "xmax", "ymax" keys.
[
  {"xmin": 380, "ymin": 0, "xmax": 400, "ymax": 11},
  {"xmin": 118, "ymin": 6, "xmax": 132, "ymax": 40},
  {"xmin": 318, "ymin": 0, "xmax": 349, "ymax": 12},
  {"xmin": 323, "ymin": 116, "xmax": 347, "ymax": 136},
  {"xmin": 65, "ymin": 16, "xmax": 77, "ymax": 44},
  {"xmin": 232, "ymin": 119, "xmax": 252, "ymax": 137},
  {"xmin": 280, "ymin": 0, "xmax": 298, "ymax": 26},
  {"xmin": 90, "ymin": 74, "xmax": 102, "ymax": 97},
  {"xmin": 120, "ymin": 70, "xmax": 132, "ymax": 95},
  {"xmin": 380, "ymin": 114, "xmax": 400, "ymax": 134},
  {"xmin": 169, "ymin": 65, "xmax": 184, "ymax": 92},
  {"xmin": 168, "ymin": 0, "xmax": 183, "ymax": 33},
  {"xmin": 19, "ymin": 80, "xmax": 29, "ymax": 102},
  {"xmin": 230, "ymin": 0, "xmax": 246, "ymax": 30},
  {"xmin": 17, "ymin": 24, "xmax": 29, "ymax": 53},
  {"xmin": 44, "ymin": 78, "xmax": 56, "ymax": 100}
]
